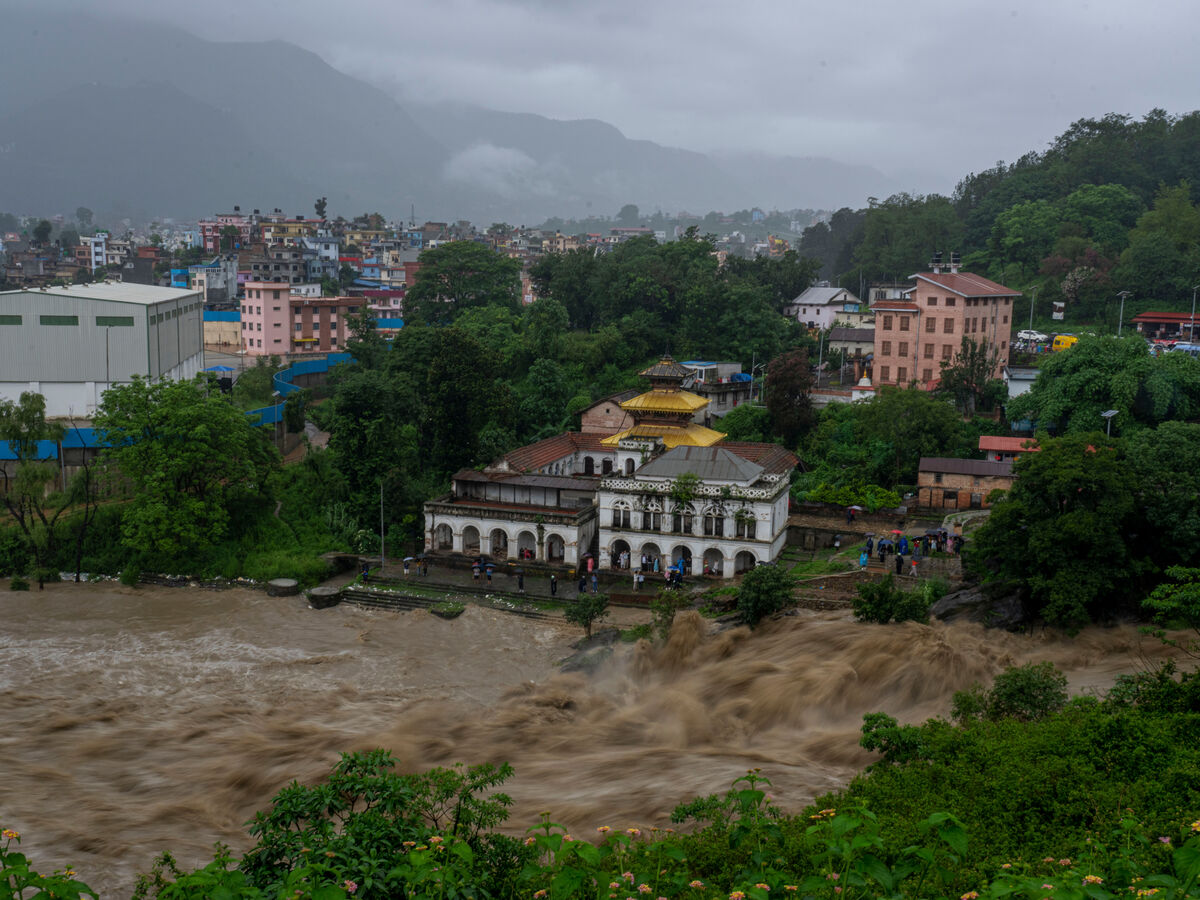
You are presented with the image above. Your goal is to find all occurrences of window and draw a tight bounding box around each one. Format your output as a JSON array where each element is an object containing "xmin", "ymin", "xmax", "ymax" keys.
[
  {"xmin": 273, "ymin": 338, "xmax": 281, "ymax": 344},
  {"xmin": 735, "ymin": 516, "xmax": 756, "ymax": 539},
  {"xmin": 880, "ymin": 365, "xmax": 890, "ymax": 381},
  {"xmin": 612, "ymin": 503, "xmax": 631, "ymax": 529},
  {"xmin": 272, "ymin": 306, "xmax": 281, "ymax": 312},
  {"xmin": 924, "ymin": 344, "xmax": 934, "ymax": 359},
  {"xmin": 899, "ymin": 317, "xmax": 910, "ymax": 331},
  {"xmin": 943, "ymin": 319, "xmax": 954, "ymax": 333},
  {"xmin": 926, "ymin": 317, "xmax": 936, "ymax": 332},
  {"xmin": 672, "ymin": 504, "xmax": 695, "ymax": 534},
  {"xmin": 703, "ymin": 509, "xmax": 724, "ymax": 537},
  {"xmin": 897, "ymin": 366, "xmax": 907, "ymax": 382},
  {"xmin": 1002, "ymin": 315, "xmax": 1008, "ymax": 323},
  {"xmin": 883, "ymin": 315, "xmax": 893, "ymax": 329},
  {"xmin": 881, "ymin": 340, "xmax": 892, "ymax": 354},
  {"xmin": 295, "ymin": 323, "xmax": 301, "ymax": 331},
  {"xmin": 0, "ymin": 314, "xmax": 21, "ymax": 325},
  {"xmin": 1001, "ymin": 341, "xmax": 1007, "ymax": 350},
  {"xmin": 926, "ymin": 296, "xmax": 937, "ymax": 306},
  {"xmin": 942, "ymin": 345, "xmax": 953, "ymax": 360},
  {"xmin": 934, "ymin": 472, "xmax": 943, "ymax": 483},
  {"xmin": 96, "ymin": 316, "xmax": 135, "ymax": 327},
  {"xmin": 642, "ymin": 509, "xmax": 662, "ymax": 531},
  {"xmin": 40, "ymin": 315, "xmax": 78, "ymax": 326},
  {"xmin": 898, "ymin": 342, "xmax": 908, "ymax": 356},
  {"xmin": 257, "ymin": 323, "xmax": 262, "ymax": 331},
  {"xmin": 923, "ymin": 368, "xmax": 933, "ymax": 381},
  {"xmin": 945, "ymin": 297, "xmax": 956, "ymax": 307}
]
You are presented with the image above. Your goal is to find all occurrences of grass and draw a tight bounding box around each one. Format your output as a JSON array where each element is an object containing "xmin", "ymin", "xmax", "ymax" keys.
[{"xmin": 620, "ymin": 623, "xmax": 652, "ymax": 642}]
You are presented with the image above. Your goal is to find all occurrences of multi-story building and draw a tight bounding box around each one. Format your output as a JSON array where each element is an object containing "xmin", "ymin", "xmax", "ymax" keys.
[
  {"xmin": 199, "ymin": 208, "xmax": 260, "ymax": 253},
  {"xmin": 872, "ymin": 261, "xmax": 1020, "ymax": 389},
  {"xmin": 423, "ymin": 357, "xmax": 796, "ymax": 577},
  {"xmin": 246, "ymin": 245, "xmax": 307, "ymax": 285},
  {"xmin": 239, "ymin": 282, "xmax": 364, "ymax": 356}
]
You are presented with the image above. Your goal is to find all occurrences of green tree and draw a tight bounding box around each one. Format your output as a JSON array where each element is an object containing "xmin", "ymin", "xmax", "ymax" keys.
[
  {"xmin": 405, "ymin": 241, "xmax": 522, "ymax": 325},
  {"xmin": 523, "ymin": 296, "xmax": 569, "ymax": 359},
  {"xmin": 937, "ymin": 336, "xmax": 1002, "ymax": 416},
  {"xmin": 94, "ymin": 377, "xmax": 278, "ymax": 560},
  {"xmin": 565, "ymin": 592, "xmax": 610, "ymax": 638},
  {"xmin": 616, "ymin": 204, "xmax": 640, "ymax": 226},
  {"xmin": 314, "ymin": 196, "xmax": 328, "ymax": 220},
  {"xmin": 765, "ymin": 347, "xmax": 814, "ymax": 447},
  {"xmin": 219, "ymin": 224, "xmax": 240, "ymax": 251},
  {"xmin": 1007, "ymin": 335, "xmax": 1200, "ymax": 434},
  {"xmin": 737, "ymin": 563, "xmax": 795, "ymax": 627},
  {"xmin": 0, "ymin": 392, "xmax": 68, "ymax": 586},
  {"xmin": 1144, "ymin": 566, "xmax": 1200, "ymax": 657},
  {"xmin": 716, "ymin": 403, "xmax": 769, "ymax": 441},
  {"xmin": 31, "ymin": 219, "xmax": 52, "ymax": 246},
  {"xmin": 75, "ymin": 206, "xmax": 93, "ymax": 228},
  {"xmin": 988, "ymin": 199, "xmax": 1061, "ymax": 274},
  {"xmin": 969, "ymin": 433, "xmax": 1139, "ymax": 630}
]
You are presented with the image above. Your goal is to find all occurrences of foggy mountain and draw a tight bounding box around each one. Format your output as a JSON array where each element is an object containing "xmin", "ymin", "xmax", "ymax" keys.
[{"xmin": 0, "ymin": 10, "xmax": 895, "ymax": 223}]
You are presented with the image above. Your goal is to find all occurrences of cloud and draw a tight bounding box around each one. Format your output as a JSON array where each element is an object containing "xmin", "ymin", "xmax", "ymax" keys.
[
  {"xmin": 441, "ymin": 143, "xmax": 556, "ymax": 199},
  {"xmin": 17, "ymin": 0, "xmax": 1200, "ymax": 192}
]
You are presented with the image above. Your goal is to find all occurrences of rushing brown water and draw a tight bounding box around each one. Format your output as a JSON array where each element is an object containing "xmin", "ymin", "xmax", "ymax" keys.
[{"xmin": 1, "ymin": 583, "xmax": 1184, "ymax": 897}]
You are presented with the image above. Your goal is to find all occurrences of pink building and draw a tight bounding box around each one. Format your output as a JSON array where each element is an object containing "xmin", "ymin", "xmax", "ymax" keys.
[
  {"xmin": 872, "ymin": 268, "xmax": 1020, "ymax": 389},
  {"xmin": 240, "ymin": 283, "xmax": 367, "ymax": 356},
  {"xmin": 241, "ymin": 281, "xmax": 293, "ymax": 355}
]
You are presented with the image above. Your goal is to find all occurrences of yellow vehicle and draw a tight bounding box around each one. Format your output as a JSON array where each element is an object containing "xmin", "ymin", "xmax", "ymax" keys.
[{"xmin": 1051, "ymin": 334, "xmax": 1079, "ymax": 352}]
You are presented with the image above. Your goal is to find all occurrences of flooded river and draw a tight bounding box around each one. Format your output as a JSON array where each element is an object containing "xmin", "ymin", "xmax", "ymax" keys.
[{"xmin": 0, "ymin": 582, "xmax": 1182, "ymax": 896}]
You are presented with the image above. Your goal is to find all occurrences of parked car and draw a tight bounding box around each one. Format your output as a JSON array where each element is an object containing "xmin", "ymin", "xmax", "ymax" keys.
[{"xmin": 1017, "ymin": 329, "xmax": 1049, "ymax": 342}]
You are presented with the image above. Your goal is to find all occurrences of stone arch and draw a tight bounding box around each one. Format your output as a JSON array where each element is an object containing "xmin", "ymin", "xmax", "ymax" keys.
[
  {"xmin": 670, "ymin": 544, "xmax": 693, "ymax": 574},
  {"xmin": 516, "ymin": 529, "xmax": 537, "ymax": 559},
  {"xmin": 462, "ymin": 525, "xmax": 480, "ymax": 554},
  {"xmin": 433, "ymin": 523, "xmax": 452, "ymax": 550},
  {"xmin": 546, "ymin": 533, "xmax": 565, "ymax": 562},
  {"xmin": 734, "ymin": 550, "xmax": 757, "ymax": 573},
  {"xmin": 490, "ymin": 528, "xmax": 509, "ymax": 559},
  {"xmin": 702, "ymin": 547, "xmax": 724, "ymax": 576},
  {"xmin": 602, "ymin": 458, "xmax": 613, "ymax": 475},
  {"xmin": 624, "ymin": 457, "xmax": 635, "ymax": 475},
  {"xmin": 640, "ymin": 542, "xmax": 663, "ymax": 572},
  {"xmin": 611, "ymin": 498, "xmax": 632, "ymax": 529},
  {"xmin": 611, "ymin": 538, "xmax": 631, "ymax": 569},
  {"xmin": 671, "ymin": 501, "xmax": 695, "ymax": 535}
]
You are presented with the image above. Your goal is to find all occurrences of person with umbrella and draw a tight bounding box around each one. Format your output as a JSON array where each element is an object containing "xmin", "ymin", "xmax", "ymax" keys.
[
  {"xmin": 865, "ymin": 534, "xmax": 874, "ymax": 555},
  {"xmin": 402, "ymin": 557, "xmax": 411, "ymax": 577}
]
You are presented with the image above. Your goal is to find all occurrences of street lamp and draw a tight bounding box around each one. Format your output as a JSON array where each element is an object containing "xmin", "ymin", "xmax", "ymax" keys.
[
  {"xmin": 1101, "ymin": 409, "xmax": 1118, "ymax": 437},
  {"xmin": 1190, "ymin": 284, "xmax": 1199, "ymax": 343},
  {"xmin": 1116, "ymin": 291, "xmax": 1132, "ymax": 336},
  {"xmin": 1028, "ymin": 285, "xmax": 1038, "ymax": 331}
]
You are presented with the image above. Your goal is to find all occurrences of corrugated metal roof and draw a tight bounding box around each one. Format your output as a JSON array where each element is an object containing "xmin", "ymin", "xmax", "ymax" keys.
[
  {"xmin": 453, "ymin": 470, "xmax": 600, "ymax": 491},
  {"xmin": 636, "ymin": 445, "xmax": 764, "ymax": 482},
  {"xmin": 721, "ymin": 441, "xmax": 799, "ymax": 475},
  {"xmin": 978, "ymin": 436, "xmax": 1040, "ymax": 453},
  {"xmin": 5, "ymin": 283, "xmax": 199, "ymax": 306},
  {"xmin": 829, "ymin": 327, "xmax": 875, "ymax": 342},
  {"xmin": 919, "ymin": 456, "xmax": 1014, "ymax": 477},
  {"xmin": 911, "ymin": 272, "xmax": 1021, "ymax": 297},
  {"xmin": 790, "ymin": 286, "xmax": 851, "ymax": 306},
  {"xmin": 0, "ymin": 439, "xmax": 59, "ymax": 461}
]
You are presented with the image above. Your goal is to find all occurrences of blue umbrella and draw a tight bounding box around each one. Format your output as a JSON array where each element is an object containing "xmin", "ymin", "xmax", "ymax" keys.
[{"xmin": 204, "ymin": 365, "xmax": 235, "ymax": 372}]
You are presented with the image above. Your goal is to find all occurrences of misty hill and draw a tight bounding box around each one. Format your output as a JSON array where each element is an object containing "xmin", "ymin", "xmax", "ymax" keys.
[{"xmin": 0, "ymin": 10, "xmax": 893, "ymax": 222}]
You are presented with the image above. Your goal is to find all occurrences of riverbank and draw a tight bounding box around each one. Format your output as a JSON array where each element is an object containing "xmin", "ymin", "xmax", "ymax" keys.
[{"xmin": 1, "ymin": 580, "xmax": 1186, "ymax": 897}]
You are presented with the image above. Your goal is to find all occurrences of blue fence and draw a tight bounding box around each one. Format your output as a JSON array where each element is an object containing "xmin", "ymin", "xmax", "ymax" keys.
[{"xmin": 203, "ymin": 310, "xmax": 240, "ymax": 322}]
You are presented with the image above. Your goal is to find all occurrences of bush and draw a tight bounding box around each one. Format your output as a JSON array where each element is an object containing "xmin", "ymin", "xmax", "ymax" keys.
[
  {"xmin": 119, "ymin": 566, "xmax": 140, "ymax": 586},
  {"xmin": 852, "ymin": 574, "xmax": 931, "ymax": 623},
  {"xmin": 952, "ymin": 661, "xmax": 1069, "ymax": 723},
  {"xmin": 9, "ymin": 575, "xmax": 29, "ymax": 591},
  {"xmin": 431, "ymin": 600, "xmax": 465, "ymax": 619},
  {"xmin": 737, "ymin": 564, "xmax": 796, "ymax": 627}
]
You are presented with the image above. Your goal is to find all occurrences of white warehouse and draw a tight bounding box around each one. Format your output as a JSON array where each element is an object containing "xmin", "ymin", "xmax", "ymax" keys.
[{"xmin": 0, "ymin": 283, "xmax": 204, "ymax": 416}]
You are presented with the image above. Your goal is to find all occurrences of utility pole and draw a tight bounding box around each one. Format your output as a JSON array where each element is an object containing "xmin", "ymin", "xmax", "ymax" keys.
[
  {"xmin": 1028, "ymin": 286, "xmax": 1037, "ymax": 331},
  {"xmin": 1116, "ymin": 291, "xmax": 1132, "ymax": 336},
  {"xmin": 1191, "ymin": 284, "xmax": 1199, "ymax": 343},
  {"xmin": 379, "ymin": 479, "xmax": 386, "ymax": 572}
]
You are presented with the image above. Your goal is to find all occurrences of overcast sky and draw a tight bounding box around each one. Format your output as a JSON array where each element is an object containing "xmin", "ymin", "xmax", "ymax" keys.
[{"xmin": 24, "ymin": 0, "xmax": 1200, "ymax": 193}]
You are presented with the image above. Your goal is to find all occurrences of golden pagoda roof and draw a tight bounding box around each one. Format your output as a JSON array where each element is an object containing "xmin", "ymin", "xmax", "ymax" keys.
[
  {"xmin": 600, "ymin": 423, "xmax": 726, "ymax": 448},
  {"xmin": 620, "ymin": 388, "xmax": 709, "ymax": 414}
]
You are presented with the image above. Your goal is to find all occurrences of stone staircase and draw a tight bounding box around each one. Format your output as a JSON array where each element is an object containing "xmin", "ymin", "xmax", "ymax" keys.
[{"xmin": 339, "ymin": 584, "xmax": 562, "ymax": 623}]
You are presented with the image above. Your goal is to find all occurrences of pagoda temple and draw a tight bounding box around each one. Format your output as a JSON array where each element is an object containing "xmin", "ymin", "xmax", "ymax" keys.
[{"xmin": 601, "ymin": 356, "xmax": 725, "ymax": 449}]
